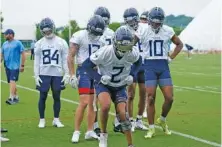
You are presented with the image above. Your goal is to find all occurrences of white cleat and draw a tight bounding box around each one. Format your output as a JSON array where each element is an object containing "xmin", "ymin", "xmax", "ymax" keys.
[
  {"xmin": 0, "ymin": 136, "xmax": 9, "ymax": 142},
  {"xmin": 130, "ymin": 120, "xmax": 135, "ymax": 132},
  {"xmin": 85, "ymin": 130, "xmax": 99, "ymax": 140},
  {"xmin": 38, "ymin": 119, "xmax": 46, "ymax": 128},
  {"xmin": 143, "ymin": 111, "xmax": 147, "ymax": 118},
  {"xmin": 71, "ymin": 131, "xmax": 80, "ymax": 143},
  {"xmin": 135, "ymin": 120, "xmax": 149, "ymax": 130},
  {"xmin": 99, "ymin": 133, "xmax": 108, "ymax": 147},
  {"xmin": 52, "ymin": 119, "xmax": 64, "ymax": 128}
]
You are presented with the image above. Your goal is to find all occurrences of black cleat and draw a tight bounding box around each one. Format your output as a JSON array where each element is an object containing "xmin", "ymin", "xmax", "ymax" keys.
[
  {"xmin": 113, "ymin": 124, "xmax": 124, "ymax": 134},
  {"xmin": 13, "ymin": 98, "xmax": 19, "ymax": 103},
  {"xmin": 1, "ymin": 128, "xmax": 8, "ymax": 133},
  {"xmin": 94, "ymin": 128, "xmax": 101, "ymax": 137},
  {"xmin": 5, "ymin": 98, "xmax": 15, "ymax": 105}
]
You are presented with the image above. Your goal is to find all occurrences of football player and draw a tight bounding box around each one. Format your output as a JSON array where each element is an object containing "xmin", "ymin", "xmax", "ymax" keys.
[
  {"xmin": 143, "ymin": 7, "xmax": 183, "ymax": 138},
  {"xmin": 68, "ymin": 15, "xmax": 106, "ymax": 143},
  {"xmin": 93, "ymin": 6, "xmax": 115, "ymax": 135},
  {"xmin": 34, "ymin": 18, "xmax": 69, "ymax": 128},
  {"xmin": 120, "ymin": 7, "xmax": 148, "ymax": 132},
  {"xmin": 139, "ymin": 10, "xmax": 149, "ymax": 118},
  {"xmin": 82, "ymin": 26, "xmax": 141, "ymax": 147}
]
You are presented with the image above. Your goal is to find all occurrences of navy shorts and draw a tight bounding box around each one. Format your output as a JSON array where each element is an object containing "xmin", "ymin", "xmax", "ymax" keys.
[
  {"xmin": 76, "ymin": 66, "xmax": 94, "ymax": 95},
  {"xmin": 144, "ymin": 59, "xmax": 173, "ymax": 87},
  {"xmin": 95, "ymin": 83, "xmax": 127, "ymax": 104},
  {"xmin": 133, "ymin": 64, "xmax": 145, "ymax": 83},
  {"xmin": 36, "ymin": 75, "xmax": 65, "ymax": 92},
  {"xmin": 5, "ymin": 68, "xmax": 19, "ymax": 83}
]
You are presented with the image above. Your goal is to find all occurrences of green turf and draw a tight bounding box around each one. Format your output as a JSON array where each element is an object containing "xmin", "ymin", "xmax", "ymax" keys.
[{"xmin": 1, "ymin": 53, "xmax": 221, "ymax": 147}]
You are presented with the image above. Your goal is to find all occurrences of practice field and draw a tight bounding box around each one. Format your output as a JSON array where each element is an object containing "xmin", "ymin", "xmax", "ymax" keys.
[{"xmin": 1, "ymin": 53, "xmax": 221, "ymax": 147}]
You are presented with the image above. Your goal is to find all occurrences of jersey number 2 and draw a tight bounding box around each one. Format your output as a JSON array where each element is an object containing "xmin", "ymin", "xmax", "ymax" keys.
[
  {"xmin": 42, "ymin": 49, "xmax": 59, "ymax": 65},
  {"xmin": 111, "ymin": 66, "xmax": 124, "ymax": 83},
  {"xmin": 149, "ymin": 40, "xmax": 164, "ymax": 56}
]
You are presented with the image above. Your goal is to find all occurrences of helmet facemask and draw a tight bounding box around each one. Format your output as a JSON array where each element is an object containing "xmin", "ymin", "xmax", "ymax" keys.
[
  {"xmin": 124, "ymin": 16, "xmax": 139, "ymax": 31},
  {"xmin": 41, "ymin": 27, "xmax": 54, "ymax": 39},
  {"xmin": 114, "ymin": 40, "xmax": 134, "ymax": 57},
  {"xmin": 87, "ymin": 26, "xmax": 104, "ymax": 41},
  {"xmin": 149, "ymin": 18, "xmax": 163, "ymax": 34}
]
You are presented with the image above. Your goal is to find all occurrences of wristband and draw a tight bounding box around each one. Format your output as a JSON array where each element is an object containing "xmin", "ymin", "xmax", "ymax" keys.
[{"xmin": 21, "ymin": 65, "xmax": 25, "ymax": 67}]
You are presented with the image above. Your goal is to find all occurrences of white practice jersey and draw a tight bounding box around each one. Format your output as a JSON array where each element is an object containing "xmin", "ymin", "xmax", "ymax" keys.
[
  {"xmin": 101, "ymin": 27, "xmax": 115, "ymax": 45},
  {"xmin": 90, "ymin": 45, "xmax": 140, "ymax": 87},
  {"xmin": 70, "ymin": 30, "xmax": 105, "ymax": 65},
  {"xmin": 125, "ymin": 23, "xmax": 149, "ymax": 63},
  {"xmin": 142, "ymin": 25, "xmax": 175, "ymax": 60},
  {"xmin": 34, "ymin": 36, "xmax": 69, "ymax": 77}
]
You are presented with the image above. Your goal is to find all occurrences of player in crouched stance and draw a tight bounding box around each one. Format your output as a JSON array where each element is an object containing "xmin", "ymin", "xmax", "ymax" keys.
[
  {"xmin": 82, "ymin": 26, "xmax": 142, "ymax": 147},
  {"xmin": 34, "ymin": 18, "xmax": 70, "ymax": 128}
]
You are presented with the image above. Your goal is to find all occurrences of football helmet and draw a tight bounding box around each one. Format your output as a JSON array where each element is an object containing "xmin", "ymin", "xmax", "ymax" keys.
[
  {"xmin": 148, "ymin": 7, "xmax": 165, "ymax": 33},
  {"xmin": 94, "ymin": 7, "xmax": 110, "ymax": 26},
  {"xmin": 39, "ymin": 17, "xmax": 55, "ymax": 39},
  {"xmin": 123, "ymin": 8, "xmax": 140, "ymax": 31},
  {"xmin": 113, "ymin": 26, "xmax": 134, "ymax": 57}
]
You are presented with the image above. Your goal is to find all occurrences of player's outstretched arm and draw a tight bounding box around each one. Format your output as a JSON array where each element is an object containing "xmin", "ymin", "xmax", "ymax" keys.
[
  {"xmin": 67, "ymin": 43, "xmax": 78, "ymax": 76},
  {"xmin": 82, "ymin": 58, "xmax": 102, "ymax": 83},
  {"xmin": 170, "ymin": 35, "xmax": 183, "ymax": 59},
  {"xmin": 130, "ymin": 55, "xmax": 142, "ymax": 76}
]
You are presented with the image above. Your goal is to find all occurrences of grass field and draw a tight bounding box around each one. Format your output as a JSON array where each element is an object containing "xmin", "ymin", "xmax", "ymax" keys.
[{"xmin": 1, "ymin": 53, "xmax": 221, "ymax": 147}]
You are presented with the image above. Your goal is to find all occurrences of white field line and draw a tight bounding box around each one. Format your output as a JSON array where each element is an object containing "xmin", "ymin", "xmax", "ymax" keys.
[
  {"xmin": 171, "ymin": 71, "xmax": 221, "ymax": 77},
  {"xmin": 174, "ymin": 85, "xmax": 221, "ymax": 94},
  {"xmin": 1, "ymin": 80, "xmax": 221, "ymax": 147}
]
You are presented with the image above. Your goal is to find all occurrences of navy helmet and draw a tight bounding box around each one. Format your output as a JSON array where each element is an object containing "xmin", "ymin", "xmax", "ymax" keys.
[
  {"xmin": 140, "ymin": 11, "xmax": 149, "ymax": 20},
  {"xmin": 148, "ymin": 7, "xmax": 165, "ymax": 33},
  {"xmin": 39, "ymin": 17, "xmax": 55, "ymax": 38},
  {"xmin": 123, "ymin": 8, "xmax": 140, "ymax": 30},
  {"xmin": 114, "ymin": 26, "xmax": 134, "ymax": 57},
  {"xmin": 94, "ymin": 7, "xmax": 110, "ymax": 26},
  {"xmin": 87, "ymin": 15, "xmax": 105, "ymax": 37}
]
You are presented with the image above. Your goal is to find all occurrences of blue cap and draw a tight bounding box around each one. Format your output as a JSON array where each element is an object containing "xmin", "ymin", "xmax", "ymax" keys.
[{"xmin": 4, "ymin": 29, "xmax": 15, "ymax": 35}]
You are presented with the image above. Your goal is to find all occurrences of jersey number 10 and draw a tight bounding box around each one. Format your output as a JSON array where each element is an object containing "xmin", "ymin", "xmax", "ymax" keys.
[
  {"xmin": 42, "ymin": 49, "xmax": 59, "ymax": 65},
  {"xmin": 149, "ymin": 40, "xmax": 164, "ymax": 56}
]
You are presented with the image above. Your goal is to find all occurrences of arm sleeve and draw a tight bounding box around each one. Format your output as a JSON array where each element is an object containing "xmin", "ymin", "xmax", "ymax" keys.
[
  {"xmin": 34, "ymin": 42, "xmax": 41, "ymax": 77},
  {"xmin": 82, "ymin": 58, "xmax": 102, "ymax": 83},
  {"xmin": 61, "ymin": 40, "xmax": 69, "ymax": 75},
  {"xmin": 130, "ymin": 55, "xmax": 142, "ymax": 76}
]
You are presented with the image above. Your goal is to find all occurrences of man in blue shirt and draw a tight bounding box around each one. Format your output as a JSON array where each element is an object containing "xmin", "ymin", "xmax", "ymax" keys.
[{"xmin": 1, "ymin": 29, "xmax": 26, "ymax": 105}]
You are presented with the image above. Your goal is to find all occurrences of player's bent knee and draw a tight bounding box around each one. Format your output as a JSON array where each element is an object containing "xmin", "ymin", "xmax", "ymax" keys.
[{"xmin": 120, "ymin": 120, "xmax": 132, "ymax": 132}]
